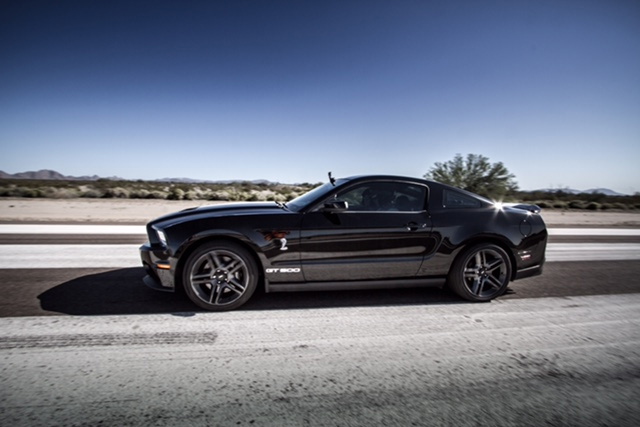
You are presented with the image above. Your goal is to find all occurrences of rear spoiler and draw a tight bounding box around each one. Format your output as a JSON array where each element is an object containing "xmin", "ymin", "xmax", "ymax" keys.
[{"xmin": 505, "ymin": 203, "xmax": 542, "ymax": 214}]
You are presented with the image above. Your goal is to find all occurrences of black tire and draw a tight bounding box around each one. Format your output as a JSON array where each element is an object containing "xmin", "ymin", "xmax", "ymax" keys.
[
  {"xmin": 182, "ymin": 241, "xmax": 258, "ymax": 311},
  {"xmin": 448, "ymin": 243, "xmax": 512, "ymax": 302}
]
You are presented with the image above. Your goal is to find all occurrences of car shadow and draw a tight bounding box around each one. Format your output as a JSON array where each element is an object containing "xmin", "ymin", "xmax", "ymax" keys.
[
  {"xmin": 38, "ymin": 268, "xmax": 196, "ymax": 316},
  {"xmin": 37, "ymin": 268, "xmax": 469, "ymax": 316}
]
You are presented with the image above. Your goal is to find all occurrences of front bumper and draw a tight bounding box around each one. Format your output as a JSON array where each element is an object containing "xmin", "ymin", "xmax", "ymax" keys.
[{"xmin": 140, "ymin": 242, "xmax": 176, "ymax": 292}]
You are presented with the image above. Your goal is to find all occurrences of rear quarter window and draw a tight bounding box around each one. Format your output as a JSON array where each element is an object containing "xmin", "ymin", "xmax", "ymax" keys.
[{"xmin": 443, "ymin": 189, "xmax": 482, "ymax": 208}]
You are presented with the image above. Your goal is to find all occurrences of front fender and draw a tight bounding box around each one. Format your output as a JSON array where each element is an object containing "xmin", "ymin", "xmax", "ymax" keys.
[{"xmin": 174, "ymin": 228, "xmax": 262, "ymax": 259}]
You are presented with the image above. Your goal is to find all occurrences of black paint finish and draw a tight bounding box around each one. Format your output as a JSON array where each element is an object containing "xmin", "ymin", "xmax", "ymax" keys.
[{"xmin": 140, "ymin": 175, "xmax": 547, "ymax": 307}]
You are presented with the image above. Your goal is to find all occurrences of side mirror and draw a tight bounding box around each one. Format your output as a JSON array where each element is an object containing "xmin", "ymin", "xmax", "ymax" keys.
[{"xmin": 323, "ymin": 200, "xmax": 349, "ymax": 212}]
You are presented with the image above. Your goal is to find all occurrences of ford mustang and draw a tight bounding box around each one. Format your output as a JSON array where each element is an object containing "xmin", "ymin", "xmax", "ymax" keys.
[{"xmin": 140, "ymin": 174, "xmax": 547, "ymax": 311}]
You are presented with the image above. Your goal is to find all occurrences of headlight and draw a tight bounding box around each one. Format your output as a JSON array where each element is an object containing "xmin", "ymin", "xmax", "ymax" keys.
[{"xmin": 153, "ymin": 227, "xmax": 168, "ymax": 247}]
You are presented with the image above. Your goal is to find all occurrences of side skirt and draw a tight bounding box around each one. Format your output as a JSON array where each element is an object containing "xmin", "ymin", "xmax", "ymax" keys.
[{"xmin": 266, "ymin": 277, "xmax": 446, "ymax": 293}]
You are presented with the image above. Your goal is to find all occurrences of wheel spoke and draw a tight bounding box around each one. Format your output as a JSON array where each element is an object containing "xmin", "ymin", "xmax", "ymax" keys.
[
  {"xmin": 192, "ymin": 272, "xmax": 211, "ymax": 281},
  {"xmin": 226, "ymin": 260, "xmax": 243, "ymax": 275},
  {"xmin": 464, "ymin": 267, "xmax": 478, "ymax": 279},
  {"xmin": 209, "ymin": 283, "xmax": 222, "ymax": 304},
  {"xmin": 470, "ymin": 278, "xmax": 482, "ymax": 295},
  {"xmin": 474, "ymin": 252, "xmax": 483, "ymax": 268},
  {"xmin": 213, "ymin": 252, "xmax": 227, "ymax": 269},
  {"xmin": 226, "ymin": 278, "xmax": 245, "ymax": 295},
  {"xmin": 486, "ymin": 275, "xmax": 503, "ymax": 290},
  {"xmin": 206, "ymin": 253, "xmax": 216, "ymax": 269},
  {"xmin": 192, "ymin": 276, "xmax": 212, "ymax": 286},
  {"xmin": 486, "ymin": 259, "xmax": 504, "ymax": 273}
]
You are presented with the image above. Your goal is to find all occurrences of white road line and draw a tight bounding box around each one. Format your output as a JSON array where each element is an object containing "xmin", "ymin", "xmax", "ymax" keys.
[
  {"xmin": 0, "ymin": 245, "xmax": 141, "ymax": 268},
  {"xmin": 0, "ymin": 224, "xmax": 146, "ymax": 234},
  {"xmin": 1, "ymin": 224, "xmax": 639, "ymax": 236},
  {"xmin": 547, "ymin": 228, "xmax": 640, "ymax": 236},
  {"xmin": 546, "ymin": 243, "xmax": 640, "ymax": 261},
  {"xmin": 0, "ymin": 243, "xmax": 638, "ymax": 269}
]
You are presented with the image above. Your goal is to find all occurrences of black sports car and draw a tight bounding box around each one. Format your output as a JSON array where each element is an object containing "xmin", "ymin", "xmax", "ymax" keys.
[{"xmin": 140, "ymin": 174, "xmax": 547, "ymax": 311}]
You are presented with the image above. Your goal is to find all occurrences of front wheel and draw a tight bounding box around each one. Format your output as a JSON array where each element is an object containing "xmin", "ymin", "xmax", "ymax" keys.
[
  {"xmin": 182, "ymin": 241, "xmax": 258, "ymax": 311},
  {"xmin": 448, "ymin": 244, "xmax": 512, "ymax": 302}
]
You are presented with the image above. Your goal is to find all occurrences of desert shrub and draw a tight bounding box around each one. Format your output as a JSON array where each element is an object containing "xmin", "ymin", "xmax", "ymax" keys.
[
  {"xmin": 129, "ymin": 189, "xmax": 150, "ymax": 199},
  {"xmin": 41, "ymin": 187, "xmax": 56, "ymax": 197},
  {"xmin": 102, "ymin": 187, "xmax": 130, "ymax": 198},
  {"xmin": 42, "ymin": 187, "xmax": 79, "ymax": 198},
  {"xmin": 236, "ymin": 191, "xmax": 252, "ymax": 201},
  {"xmin": 568, "ymin": 200, "xmax": 587, "ymax": 209},
  {"xmin": 5, "ymin": 186, "xmax": 42, "ymax": 197},
  {"xmin": 50, "ymin": 188, "xmax": 80, "ymax": 199},
  {"xmin": 79, "ymin": 185, "xmax": 102, "ymax": 197},
  {"xmin": 249, "ymin": 190, "xmax": 276, "ymax": 201},
  {"xmin": 167, "ymin": 188, "xmax": 185, "ymax": 200},
  {"xmin": 612, "ymin": 202, "xmax": 628, "ymax": 210},
  {"xmin": 220, "ymin": 188, "xmax": 243, "ymax": 201},
  {"xmin": 80, "ymin": 189, "xmax": 102, "ymax": 198},
  {"xmin": 209, "ymin": 191, "xmax": 230, "ymax": 201},
  {"xmin": 533, "ymin": 201, "xmax": 552, "ymax": 209},
  {"xmin": 552, "ymin": 200, "xmax": 568, "ymax": 209},
  {"xmin": 1, "ymin": 186, "xmax": 18, "ymax": 197},
  {"xmin": 273, "ymin": 193, "xmax": 287, "ymax": 202},
  {"xmin": 145, "ymin": 191, "xmax": 167, "ymax": 199},
  {"xmin": 586, "ymin": 202, "xmax": 601, "ymax": 210}
]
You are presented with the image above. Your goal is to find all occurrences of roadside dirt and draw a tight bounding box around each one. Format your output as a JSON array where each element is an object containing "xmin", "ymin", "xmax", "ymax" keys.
[
  {"xmin": 0, "ymin": 198, "xmax": 221, "ymax": 224},
  {"xmin": 1, "ymin": 197, "xmax": 639, "ymax": 226}
]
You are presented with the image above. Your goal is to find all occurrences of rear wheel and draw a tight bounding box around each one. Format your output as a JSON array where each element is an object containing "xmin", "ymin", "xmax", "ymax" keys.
[
  {"xmin": 182, "ymin": 242, "xmax": 258, "ymax": 311},
  {"xmin": 448, "ymin": 244, "xmax": 511, "ymax": 302}
]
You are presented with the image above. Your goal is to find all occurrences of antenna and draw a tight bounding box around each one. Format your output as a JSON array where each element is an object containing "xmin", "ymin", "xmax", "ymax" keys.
[{"xmin": 328, "ymin": 171, "xmax": 336, "ymax": 186}]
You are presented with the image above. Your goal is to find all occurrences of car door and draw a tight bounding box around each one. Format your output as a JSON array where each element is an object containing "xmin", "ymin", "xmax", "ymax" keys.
[{"xmin": 299, "ymin": 180, "xmax": 438, "ymax": 282}]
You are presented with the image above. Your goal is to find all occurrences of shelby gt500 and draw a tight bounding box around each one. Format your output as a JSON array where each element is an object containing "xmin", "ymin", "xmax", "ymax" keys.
[{"xmin": 140, "ymin": 174, "xmax": 547, "ymax": 311}]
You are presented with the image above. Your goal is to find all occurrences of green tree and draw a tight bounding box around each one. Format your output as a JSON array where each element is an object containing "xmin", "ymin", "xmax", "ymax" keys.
[{"xmin": 424, "ymin": 153, "xmax": 518, "ymax": 200}]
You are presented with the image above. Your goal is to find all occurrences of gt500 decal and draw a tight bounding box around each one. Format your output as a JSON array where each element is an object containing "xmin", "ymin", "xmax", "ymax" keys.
[{"xmin": 266, "ymin": 268, "xmax": 301, "ymax": 274}]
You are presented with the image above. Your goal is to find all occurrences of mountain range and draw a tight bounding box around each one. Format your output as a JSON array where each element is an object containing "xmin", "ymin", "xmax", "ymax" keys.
[
  {"xmin": 533, "ymin": 187, "xmax": 625, "ymax": 196},
  {"xmin": 0, "ymin": 169, "xmax": 275, "ymax": 185},
  {"xmin": 0, "ymin": 169, "xmax": 627, "ymax": 195},
  {"xmin": 0, "ymin": 169, "xmax": 105, "ymax": 181}
]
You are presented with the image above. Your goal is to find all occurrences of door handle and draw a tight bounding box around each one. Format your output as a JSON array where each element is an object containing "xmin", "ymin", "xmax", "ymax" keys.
[{"xmin": 405, "ymin": 222, "xmax": 427, "ymax": 231}]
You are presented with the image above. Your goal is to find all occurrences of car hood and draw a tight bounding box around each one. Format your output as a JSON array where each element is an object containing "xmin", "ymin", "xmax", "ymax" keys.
[{"xmin": 148, "ymin": 202, "xmax": 283, "ymax": 227}]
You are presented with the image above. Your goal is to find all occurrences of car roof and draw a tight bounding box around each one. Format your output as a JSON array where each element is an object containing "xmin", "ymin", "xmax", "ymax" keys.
[{"xmin": 341, "ymin": 174, "xmax": 433, "ymax": 185}]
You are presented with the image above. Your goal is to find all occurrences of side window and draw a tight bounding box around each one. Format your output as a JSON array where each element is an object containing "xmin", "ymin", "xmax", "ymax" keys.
[
  {"xmin": 443, "ymin": 189, "xmax": 482, "ymax": 208},
  {"xmin": 336, "ymin": 182, "xmax": 427, "ymax": 212}
]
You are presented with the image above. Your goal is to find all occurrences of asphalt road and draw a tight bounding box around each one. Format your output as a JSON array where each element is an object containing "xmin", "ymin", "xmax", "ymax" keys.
[{"xmin": 1, "ymin": 227, "xmax": 639, "ymax": 426}]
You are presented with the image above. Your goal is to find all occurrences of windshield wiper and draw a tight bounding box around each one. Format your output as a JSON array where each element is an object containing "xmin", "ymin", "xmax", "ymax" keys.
[{"xmin": 275, "ymin": 201, "xmax": 289, "ymax": 210}]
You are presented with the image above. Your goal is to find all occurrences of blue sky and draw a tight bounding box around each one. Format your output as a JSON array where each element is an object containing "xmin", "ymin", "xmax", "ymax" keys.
[{"xmin": 1, "ymin": 0, "xmax": 639, "ymax": 193}]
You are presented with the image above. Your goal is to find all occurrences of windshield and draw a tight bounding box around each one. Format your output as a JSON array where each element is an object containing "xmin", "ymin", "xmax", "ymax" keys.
[{"xmin": 287, "ymin": 180, "xmax": 346, "ymax": 212}]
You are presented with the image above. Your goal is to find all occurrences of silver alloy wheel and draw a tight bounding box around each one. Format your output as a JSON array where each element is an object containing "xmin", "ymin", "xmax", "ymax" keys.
[
  {"xmin": 188, "ymin": 249, "xmax": 249, "ymax": 307},
  {"xmin": 462, "ymin": 248, "xmax": 508, "ymax": 298}
]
